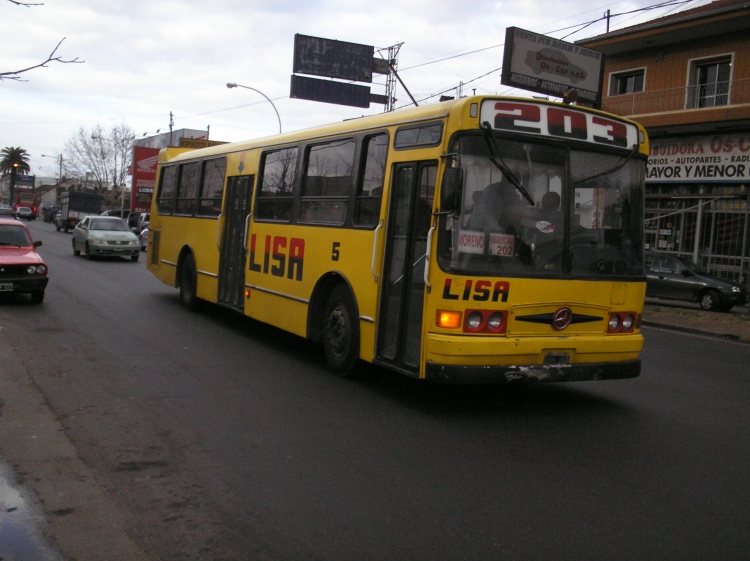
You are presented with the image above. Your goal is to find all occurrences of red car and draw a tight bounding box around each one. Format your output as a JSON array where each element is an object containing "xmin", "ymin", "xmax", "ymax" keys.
[{"xmin": 0, "ymin": 218, "xmax": 49, "ymax": 303}]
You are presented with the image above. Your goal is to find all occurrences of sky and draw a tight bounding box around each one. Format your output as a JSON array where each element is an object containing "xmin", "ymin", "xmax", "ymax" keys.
[{"xmin": 1, "ymin": 0, "xmax": 712, "ymax": 179}]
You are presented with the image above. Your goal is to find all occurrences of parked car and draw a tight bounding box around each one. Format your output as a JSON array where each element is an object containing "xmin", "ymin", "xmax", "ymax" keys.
[
  {"xmin": 43, "ymin": 206, "xmax": 61, "ymax": 223},
  {"xmin": 15, "ymin": 207, "xmax": 34, "ymax": 220},
  {"xmin": 0, "ymin": 217, "xmax": 49, "ymax": 303},
  {"xmin": 645, "ymin": 252, "xmax": 748, "ymax": 312},
  {"xmin": 139, "ymin": 226, "xmax": 149, "ymax": 251},
  {"xmin": 0, "ymin": 206, "xmax": 15, "ymax": 218},
  {"xmin": 71, "ymin": 216, "xmax": 140, "ymax": 262}
]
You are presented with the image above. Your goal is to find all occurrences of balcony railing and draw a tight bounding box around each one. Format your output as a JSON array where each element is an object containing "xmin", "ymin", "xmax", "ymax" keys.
[{"xmin": 601, "ymin": 77, "xmax": 750, "ymax": 117}]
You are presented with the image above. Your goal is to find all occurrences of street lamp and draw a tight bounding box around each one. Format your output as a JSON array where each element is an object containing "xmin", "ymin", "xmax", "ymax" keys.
[
  {"xmin": 41, "ymin": 154, "xmax": 63, "ymax": 184},
  {"xmin": 226, "ymin": 82, "xmax": 282, "ymax": 134}
]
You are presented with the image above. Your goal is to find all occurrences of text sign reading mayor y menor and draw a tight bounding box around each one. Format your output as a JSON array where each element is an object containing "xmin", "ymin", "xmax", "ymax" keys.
[
  {"xmin": 647, "ymin": 133, "xmax": 750, "ymax": 183},
  {"xmin": 501, "ymin": 27, "xmax": 604, "ymax": 107}
]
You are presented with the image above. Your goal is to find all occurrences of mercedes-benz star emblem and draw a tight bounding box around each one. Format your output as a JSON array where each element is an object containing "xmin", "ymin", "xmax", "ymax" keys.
[{"xmin": 552, "ymin": 308, "xmax": 573, "ymax": 330}]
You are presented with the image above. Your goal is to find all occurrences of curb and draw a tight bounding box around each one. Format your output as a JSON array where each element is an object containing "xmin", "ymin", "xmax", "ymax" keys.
[{"xmin": 642, "ymin": 320, "xmax": 750, "ymax": 344}]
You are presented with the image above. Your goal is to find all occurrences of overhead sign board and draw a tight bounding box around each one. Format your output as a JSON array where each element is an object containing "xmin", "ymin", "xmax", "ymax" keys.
[
  {"xmin": 290, "ymin": 75, "xmax": 371, "ymax": 108},
  {"xmin": 293, "ymin": 34, "xmax": 374, "ymax": 83},
  {"xmin": 501, "ymin": 27, "xmax": 604, "ymax": 107}
]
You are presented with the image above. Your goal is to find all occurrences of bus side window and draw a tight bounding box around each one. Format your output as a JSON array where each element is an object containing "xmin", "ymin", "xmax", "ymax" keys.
[
  {"xmin": 299, "ymin": 138, "xmax": 354, "ymax": 226},
  {"xmin": 198, "ymin": 157, "xmax": 226, "ymax": 217},
  {"xmin": 176, "ymin": 161, "xmax": 200, "ymax": 216},
  {"xmin": 255, "ymin": 147, "xmax": 297, "ymax": 222},
  {"xmin": 354, "ymin": 133, "xmax": 388, "ymax": 227},
  {"xmin": 157, "ymin": 165, "xmax": 178, "ymax": 215}
]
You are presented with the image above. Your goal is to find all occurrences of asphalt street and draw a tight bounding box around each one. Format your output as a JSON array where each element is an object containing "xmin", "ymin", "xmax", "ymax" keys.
[{"xmin": 0, "ymin": 219, "xmax": 748, "ymax": 561}]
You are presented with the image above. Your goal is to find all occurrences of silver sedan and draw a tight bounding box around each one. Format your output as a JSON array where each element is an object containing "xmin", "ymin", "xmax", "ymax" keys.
[{"xmin": 72, "ymin": 216, "xmax": 141, "ymax": 261}]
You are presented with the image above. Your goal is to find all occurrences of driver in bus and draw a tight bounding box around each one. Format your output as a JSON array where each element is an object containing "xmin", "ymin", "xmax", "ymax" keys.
[{"xmin": 466, "ymin": 180, "xmax": 519, "ymax": 233}]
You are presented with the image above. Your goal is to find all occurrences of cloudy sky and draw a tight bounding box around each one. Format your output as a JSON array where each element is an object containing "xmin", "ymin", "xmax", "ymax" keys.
[{"xmin": 1, "ymin": 0, "xmax": 709, "ymax": 178}]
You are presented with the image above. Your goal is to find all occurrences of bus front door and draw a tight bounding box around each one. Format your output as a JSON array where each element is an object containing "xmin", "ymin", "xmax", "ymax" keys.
[
  {"xmin": 376, "ymin": 162, "xmax": 437, "ymax": 374},
  {"xmin": 218, "ymin": 175, "xmax": 254, "ymax": 310}
]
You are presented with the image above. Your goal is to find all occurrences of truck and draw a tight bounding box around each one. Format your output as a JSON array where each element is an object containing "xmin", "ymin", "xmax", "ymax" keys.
[
  {"xmin": 14, "ymin": 187, "xmax": 41, "ymax": 220},
  {"xmin": 56, "ymin": 190, "xmax": 103, "ymax": 232}
]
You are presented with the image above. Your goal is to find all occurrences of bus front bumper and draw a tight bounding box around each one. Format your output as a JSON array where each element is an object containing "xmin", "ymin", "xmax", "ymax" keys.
[
  {"xmin": 425, "ymin": 358, "xmax": 640, "ymax": 384},
  {"xmin": 423, "ymin": 332, "xmax": 643, "ymax": 384}
]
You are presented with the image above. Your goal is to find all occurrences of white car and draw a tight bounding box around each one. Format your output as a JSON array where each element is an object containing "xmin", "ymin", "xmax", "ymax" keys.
[
  {"xmin": 72, "ymin": 216, "xmax": 140, "ymax": 261},
  {"xmin": 139, "ymin": 227, "xmax": 149, "ymax": 251}
]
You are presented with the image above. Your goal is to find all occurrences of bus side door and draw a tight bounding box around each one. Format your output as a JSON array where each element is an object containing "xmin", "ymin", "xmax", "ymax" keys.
[
  {"xmin": 376, "ymin": 161, "xmax": 437, "ymax": 374},
  {"xmin": 218, "ymin": 175, "xmax": 254, "ymax": 310}
]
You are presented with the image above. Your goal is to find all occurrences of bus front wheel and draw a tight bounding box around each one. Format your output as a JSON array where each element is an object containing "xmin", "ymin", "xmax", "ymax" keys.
[
  {"xmin": 322, "ymin": 285, "xmax": 360, "ymax": 377},
  {"xmin": 179, "ymin": 253, "xmax": 200, "ymax": 311}
]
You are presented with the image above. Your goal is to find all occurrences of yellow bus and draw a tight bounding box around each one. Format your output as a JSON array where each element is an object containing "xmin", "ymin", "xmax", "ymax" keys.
[{"xmin": 147, "ymin": 95, "xmax": 648, "ymax": 383}]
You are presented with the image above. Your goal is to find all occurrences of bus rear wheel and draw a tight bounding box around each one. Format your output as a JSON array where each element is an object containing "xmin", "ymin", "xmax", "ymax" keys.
[
  {"xmin": 179, "ymin": 253, "xmax": 200, "ymax": 311},
  {"xmin": 322, "ymin": 285, "xmax": 359, "ymax": 377}
]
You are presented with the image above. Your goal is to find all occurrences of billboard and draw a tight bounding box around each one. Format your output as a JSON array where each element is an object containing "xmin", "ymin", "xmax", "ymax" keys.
[
  {"xmin": 131, "ymin": 146, "xmax": 160, "ymax": 213},
  {"xmin": 290, "ymin": 75, "xmax": 371, "ymax": 108},
  {"xmin": 293, "ymin": 34, "xmax": 374, "ymax": 83},
  {"xmin": 501, "ymin": 27, "xmax": 605, "ymax": 107}
]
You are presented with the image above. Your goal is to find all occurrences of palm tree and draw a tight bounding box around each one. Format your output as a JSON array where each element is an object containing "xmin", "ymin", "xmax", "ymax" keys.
[{"xmin": 0, "ymin": 147, "xmax": 31, "ymax": 207}]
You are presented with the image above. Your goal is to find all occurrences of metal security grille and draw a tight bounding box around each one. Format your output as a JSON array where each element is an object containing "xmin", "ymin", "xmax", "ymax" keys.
[{"xmin": 645, "ymin": 185, "xmax": 750, "ymax": 289}]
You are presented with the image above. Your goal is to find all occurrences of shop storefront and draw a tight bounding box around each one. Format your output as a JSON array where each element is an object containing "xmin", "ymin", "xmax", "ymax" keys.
[{"xmin": 645, "ymin": 132, "xmax": 750, "ymax": 289}]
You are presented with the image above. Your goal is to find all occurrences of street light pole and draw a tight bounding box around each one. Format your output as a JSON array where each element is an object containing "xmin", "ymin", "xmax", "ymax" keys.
[
  {"xmin": 41, "ymin": 153, "xmax": 63, "ymax": 184},
  {"xmin": 226, "ymin": 83, "xmax": 282, "ymax": 134}
]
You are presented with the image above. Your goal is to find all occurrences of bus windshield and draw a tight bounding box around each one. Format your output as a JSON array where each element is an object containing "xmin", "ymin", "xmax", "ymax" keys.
[{"xmin": 438, "ymin": 134, "xmax": 645, "ymax": 278}]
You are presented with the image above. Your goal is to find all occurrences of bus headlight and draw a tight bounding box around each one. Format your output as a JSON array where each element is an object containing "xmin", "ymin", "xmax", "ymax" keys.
[
  {"xmin": 621, "ymin": 314, "xmax": 635, "ymax": 331},
  {"xmin": 608, "ymin": 314, "xmax": 621, "ymax": 332},
  {"xmin": 465, "ymin": 311, "xmax": 484, "ymax": 330}
]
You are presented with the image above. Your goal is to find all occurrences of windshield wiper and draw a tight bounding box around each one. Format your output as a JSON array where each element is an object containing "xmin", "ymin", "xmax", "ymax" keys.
[
  {"xmin": 481, "ymin": 122, "xmax": 535, "ymax": 206},
  {"xmin": 573, "ymin": 143, "xmax": 639, "ymax": 184}
]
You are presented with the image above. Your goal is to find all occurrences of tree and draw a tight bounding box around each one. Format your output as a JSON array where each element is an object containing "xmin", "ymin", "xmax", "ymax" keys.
[
  {"xmin": 63, "ymin": 124, "xmax": 135, "ymax": 205},
  {"xmin": 1, "ymin": 0, "xmax": 83, "ymax": 82},
  {"xmin": 0, "ymin": 146, "xmax": 31, "ymax": 206}
]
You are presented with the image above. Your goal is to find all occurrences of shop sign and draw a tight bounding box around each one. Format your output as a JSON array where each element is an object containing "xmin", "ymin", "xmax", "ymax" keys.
[{"xmin": 647, "ymin": 133, "xmax": 750, "ymax": 183}]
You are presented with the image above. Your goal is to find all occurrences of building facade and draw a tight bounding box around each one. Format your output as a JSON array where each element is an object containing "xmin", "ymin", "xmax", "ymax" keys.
[{"xmin": 578, "ymin": 0, "xmax": 750, "ymax": 289}]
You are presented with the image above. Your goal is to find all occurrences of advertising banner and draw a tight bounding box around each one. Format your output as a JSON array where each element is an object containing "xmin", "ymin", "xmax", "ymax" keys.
[
  {"xmin": 647, "ymin": 133, "xmax": 750, "ymax": 183},
  {"xmin": 131, "ymin": 146, "xmax": 160, "ymax": 213},
  {"xmin": 501, "ymin": 27, "xmax": 604, "ymax": 107}
]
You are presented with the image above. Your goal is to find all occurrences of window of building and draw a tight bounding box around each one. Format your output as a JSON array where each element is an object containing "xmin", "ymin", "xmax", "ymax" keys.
[
  {"xmin": 687, "ymin": 56, "xmax": 732, "ymax": 108},
  {"xmin": 609, "ymin": 69, "xmax": 645, "ymax": 96}
]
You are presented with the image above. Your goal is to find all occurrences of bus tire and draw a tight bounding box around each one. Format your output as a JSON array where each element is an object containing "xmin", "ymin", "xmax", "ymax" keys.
[
  {"xmin": 179, "ymin": 253, "xmax": 200, "ymax": 312},
  {"xmin": 322, "ymin": 285, "xmax": 360, "ymax": 377}
]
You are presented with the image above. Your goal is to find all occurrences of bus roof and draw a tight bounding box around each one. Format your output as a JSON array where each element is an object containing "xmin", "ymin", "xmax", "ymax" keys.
[{"xmin": 160, "ymin": 95, "xmax": 646, "ymax": 163}]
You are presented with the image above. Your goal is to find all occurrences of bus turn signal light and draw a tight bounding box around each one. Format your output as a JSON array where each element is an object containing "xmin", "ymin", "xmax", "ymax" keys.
[{"xmin": 437, "ymin": 310, "xmax": 462, "ymax": 329}]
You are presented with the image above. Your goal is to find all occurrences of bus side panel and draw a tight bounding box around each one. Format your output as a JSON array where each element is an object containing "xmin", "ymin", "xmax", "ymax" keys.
[{"xmin": 244, "ymin": 224, "xmax": 381, "ymax": 361}]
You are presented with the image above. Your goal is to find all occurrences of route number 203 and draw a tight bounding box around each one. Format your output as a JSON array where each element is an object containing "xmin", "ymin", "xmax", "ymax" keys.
[{"xmin": 482, "ymin": 101, "xmax": 637, "ymax": 149}]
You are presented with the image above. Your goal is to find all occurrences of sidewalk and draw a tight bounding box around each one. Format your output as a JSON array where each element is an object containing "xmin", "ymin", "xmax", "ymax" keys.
[{"xmin": 641, "ymin": 298, "xmax": 750, "ymax": 343}]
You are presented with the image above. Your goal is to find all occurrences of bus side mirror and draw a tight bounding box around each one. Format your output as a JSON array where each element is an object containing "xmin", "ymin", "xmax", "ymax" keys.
[{"xmin": 440, "ymin": 167, "xmax": 463, "ymax": 214}]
